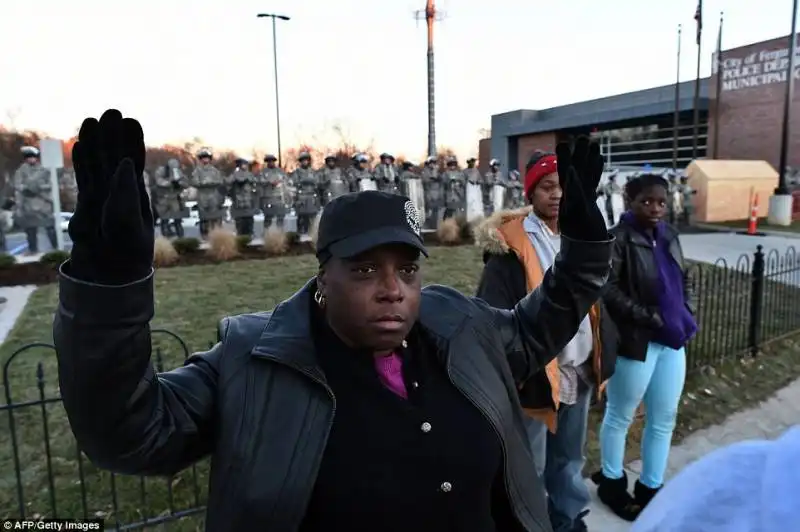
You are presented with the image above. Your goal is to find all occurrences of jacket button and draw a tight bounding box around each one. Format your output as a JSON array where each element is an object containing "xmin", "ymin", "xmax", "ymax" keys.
[
  {"xmin": 421, "ymin": 422, "xmax": 432, "ymax": 433},
  {"xmin": 440, "ymin": 481, "xmax": 452, "ymax": 492}
]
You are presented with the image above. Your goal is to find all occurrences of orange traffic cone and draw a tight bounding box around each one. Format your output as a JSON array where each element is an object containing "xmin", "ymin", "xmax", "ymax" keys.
[{"xmin": 747, "ymin": 194, "xmax": 760, "ymax": 235}]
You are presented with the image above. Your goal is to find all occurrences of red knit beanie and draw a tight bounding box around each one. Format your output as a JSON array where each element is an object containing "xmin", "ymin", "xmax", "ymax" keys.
[{"xmin": 524, "ymin": 153, "xmax": 558, "ymax": 199}]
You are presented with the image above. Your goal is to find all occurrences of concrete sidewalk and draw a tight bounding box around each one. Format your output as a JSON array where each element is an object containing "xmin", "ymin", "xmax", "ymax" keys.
[{"xmin": 584, "ymin": 377, "xmax": 800, "ymax": 530}]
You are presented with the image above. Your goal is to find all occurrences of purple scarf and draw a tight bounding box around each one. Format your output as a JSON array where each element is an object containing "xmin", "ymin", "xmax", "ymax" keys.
[{"xmin": 621, "ymin": 212, "xmax": 697, "ymax": 348}]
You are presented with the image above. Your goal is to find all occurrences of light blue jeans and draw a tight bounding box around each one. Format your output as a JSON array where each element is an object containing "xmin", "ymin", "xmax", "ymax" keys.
[
  {"xmin": 600, "ymin": 342, "xmax": 686, "ymax": 489},
  {"xmin": 527, "ymin": 386, "xmax": 592, "ymax": 531}
]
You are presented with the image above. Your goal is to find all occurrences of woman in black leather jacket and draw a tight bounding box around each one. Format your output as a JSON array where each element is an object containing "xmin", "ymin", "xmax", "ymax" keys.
[
  {"xmin": 592, "ymin": 174, "xmax": 698, "ymax": 522},
  {"xmin": 54, "ymin": 109, "xmax": 613, "ymax": 532}
]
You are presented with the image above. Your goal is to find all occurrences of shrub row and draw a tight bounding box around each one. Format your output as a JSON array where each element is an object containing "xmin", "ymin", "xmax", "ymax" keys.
[{"xmin": 0, "ymin": 215, "xmax": 484, "ymax": 272}]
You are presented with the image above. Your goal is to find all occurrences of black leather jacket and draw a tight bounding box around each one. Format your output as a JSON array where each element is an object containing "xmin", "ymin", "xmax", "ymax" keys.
[
  {"xmin": 53, "ymin": 236, "xmax": 611, "ymax": 532},
  {"xmin": 604, "ymin": 221, "xmax": 693, "ymax": 361}
]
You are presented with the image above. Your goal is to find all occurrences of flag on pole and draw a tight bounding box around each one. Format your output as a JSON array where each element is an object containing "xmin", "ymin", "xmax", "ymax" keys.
[
  {"xmin": 715, "ymin": 12, "xmax": 723, "ymax": 72},
  {"xmin": 694, "ymin": 0, "xmax": 703, "ymax": 45}
]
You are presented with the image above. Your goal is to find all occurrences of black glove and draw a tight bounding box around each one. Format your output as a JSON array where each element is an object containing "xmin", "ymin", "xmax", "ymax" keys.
[
  {"xmin": 2, "ymin": 199, "xmax": 14, "ymax": 210},
  {"xmin": 67, "ymin": 109, "xmax": 154, "ymax": 284},
  {"xmin": 555, "ymin": 136, "xmax": 608, "ymax": 241}
]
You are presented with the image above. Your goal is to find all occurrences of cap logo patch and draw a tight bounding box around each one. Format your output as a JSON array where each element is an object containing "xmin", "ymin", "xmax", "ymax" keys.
[{"xmin": 404, "ymin": 200, "xmax": 421, "ymax": 236}]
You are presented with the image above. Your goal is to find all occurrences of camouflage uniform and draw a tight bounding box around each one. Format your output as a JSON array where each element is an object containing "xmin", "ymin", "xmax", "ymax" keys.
[
  {"xmin": 317, "ymin": 155, "xmax": 350, "ymax": 206},
  {"xmin": 442, "ymin": 157, "xmax": 466, "ymax": 219},
  {"xmin": 349, "ymin": 153, "xmax": 375, "ymax": 192},
  {"xmin": 422, "ymin": 156, "xmax": 444, "ymax": 229},
  {"xmin": 680, "ymin": 177, "xmax": 695, "ymax": 226},
  {"xmin": 0, "ymin": 177, "xmax": 15, "ymax": 251},
  {"xmin": 154, "ymin": 158, "xmax": 189, "ymax": 237},
  {"xmin": 13, "ymin": 146, "xmax": 57, "ymax": 253},
  {"xmin": 374, "ymin": 153, "xmax": 400, "ymax": 194},
  {"xmin": 291, "ymin": 152, "xmax": 319, "ymax": 234},
  {"xmin": 142, "ymin": 170, "xmax": 157, "ymax": 228},
  {"xmin": 484, "ymin": 160, "xmax": 503, "ymax": 215},
  {"xmin": 226, "ymin": 158, "xmax": 258, "ymax": 237},
  {"xmin": 58, "ymin": 168, "xmax": 78, "ymax": 213},
  {"xmin": 258, "ymin": 154, "xmax": 290, "ymax": 230},
  {"xmin": 189, "ymin": 148, "xmax": 225, "ymax": 237},
  {"xmin": 504, "ymin": 170, "xmax": 524, "ymax": 209}
]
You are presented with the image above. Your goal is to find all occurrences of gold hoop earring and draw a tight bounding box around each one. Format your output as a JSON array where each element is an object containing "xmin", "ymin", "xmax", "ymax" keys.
[{"xmin": 314, "ymin": 289, "xmax": 327, "ymax": 308}]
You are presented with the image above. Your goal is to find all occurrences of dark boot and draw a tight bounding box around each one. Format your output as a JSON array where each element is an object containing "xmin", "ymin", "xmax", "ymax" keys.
[
  {"xmin": 45, "ymin": 226, "xmax": 58, "ymax": 249},
  {"xmin": 591, "ymin": 470, "xmax": 641, "ymax": 522},
  {"xmin": 633, "ymin": 479, "xmax": 661, "ymax": 510},
  {"xmin": 160, "ymin": 220, "xmax": 172, "ymax": 237},
  {"xmin": 173, "ymin": 220, "xmax": 184, "ymax": 238}
]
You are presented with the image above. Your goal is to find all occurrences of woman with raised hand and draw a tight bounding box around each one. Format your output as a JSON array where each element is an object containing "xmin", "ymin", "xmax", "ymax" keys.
[{"xmin": 54, "ymin": 109, "xmax": 611, "ymax": 532}]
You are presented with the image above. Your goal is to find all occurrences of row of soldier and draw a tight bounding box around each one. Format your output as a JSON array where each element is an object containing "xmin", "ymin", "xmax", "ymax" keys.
[{"xmin": 147, "ymin": 149, "xmax": 527, "ymax": 238}]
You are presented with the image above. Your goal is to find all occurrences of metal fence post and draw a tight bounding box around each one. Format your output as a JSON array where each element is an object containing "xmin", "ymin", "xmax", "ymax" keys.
[{"xmin": 748, "ymin": 245, "xmax": 765, "ymax": 357}]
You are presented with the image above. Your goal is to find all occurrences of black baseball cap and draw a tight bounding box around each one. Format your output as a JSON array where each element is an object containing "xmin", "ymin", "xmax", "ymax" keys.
[{"xmin": 315, "ymin": 191, "xmax": 428, "ymax": 264}]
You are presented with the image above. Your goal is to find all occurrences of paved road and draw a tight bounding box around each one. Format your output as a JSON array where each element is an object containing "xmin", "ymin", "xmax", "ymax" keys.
[{"xmin": 585, "ymin": 377, "xmax": 800, "ymax": 531}]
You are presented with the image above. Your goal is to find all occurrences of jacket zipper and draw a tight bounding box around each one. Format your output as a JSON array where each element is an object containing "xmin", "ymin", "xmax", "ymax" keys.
[{"xmin": 447, "ymin": 365, "xmax": 549, "ymax": 532}]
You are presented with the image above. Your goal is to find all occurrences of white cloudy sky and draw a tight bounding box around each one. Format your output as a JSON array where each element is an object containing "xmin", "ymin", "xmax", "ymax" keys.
[{"xmin": 0, "ymin": 0, "xmax": 794, "ymax": 160}]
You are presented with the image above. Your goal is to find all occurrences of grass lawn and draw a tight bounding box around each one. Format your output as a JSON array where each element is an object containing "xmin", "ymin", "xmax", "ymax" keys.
[{"xmin": 2, "ymin": 246, "xmax": 800, "ymax": 530}]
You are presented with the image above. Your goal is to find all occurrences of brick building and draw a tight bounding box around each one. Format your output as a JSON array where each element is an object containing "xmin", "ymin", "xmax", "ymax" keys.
[{"xmin": 484, "ymin": 34, "xmax": 800, "ymax": 175}]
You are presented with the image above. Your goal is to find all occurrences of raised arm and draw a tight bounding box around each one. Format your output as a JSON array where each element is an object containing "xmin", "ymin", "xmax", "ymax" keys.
[
  {"xmin": 55, "ymin": 110, "xmax": 219, "ymax": 476},
  {"xmin": 54, "ymin": 269, "xmax": 220, "ymax": 476},
  {"xmin": 477, "ymin": 236, "xmax": 611, "ymax": 383}
]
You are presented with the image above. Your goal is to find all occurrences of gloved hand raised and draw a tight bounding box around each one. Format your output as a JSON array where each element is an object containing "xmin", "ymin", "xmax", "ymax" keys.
[
  {"xmin": 556, "ymin": 136, "xmax": 608, "ymax": 241},
  {"xmin": 66, "ymin": 109, "xmax": 154, "ymax": 284}
]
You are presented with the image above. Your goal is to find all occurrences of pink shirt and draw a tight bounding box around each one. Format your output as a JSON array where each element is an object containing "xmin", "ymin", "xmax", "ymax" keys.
[{"xmin": 374, "ymin": 352, "xmax": 408, "ymax": 399}]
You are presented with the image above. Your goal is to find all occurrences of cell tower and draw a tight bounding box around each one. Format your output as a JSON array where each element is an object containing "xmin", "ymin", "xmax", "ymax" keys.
[{"xmin": 415, "ymin": 0, "xmax": 445, "ymax": 158}]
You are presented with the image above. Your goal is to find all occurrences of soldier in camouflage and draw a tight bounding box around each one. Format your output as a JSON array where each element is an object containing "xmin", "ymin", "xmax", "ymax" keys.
[
  {"xmin": 399, "ymin": 160, "xmax": 417, "ymax": 195},
  {"xmin": 317, "ymin": 154, "xmax": 350, "ymax": 205},
  {"xmin": 484, "ymin": 159, "xmax": 503, "ymax": 216},
  {"xmin": 190, "ymin": 148, "xmax": 225, "ymax": 238},
  {"xmin": 442, "ymin": 156, "xmax": 466, "ymax": 220},
  {"xmin": 291, "ymin": 152, "xmax": 318, "ymax": 235},
  {"xmin": 350, "ymin": 153, "xmax": 375, "ymax": 191},
  {"xmin": 463, "ymin": 157, "xmax": 480, "ymax": 183},
  {"xmin": 0, "ymin": 176, "xmax": 15, "ymax": 252},
  {"xmin": 421, "ymin": 155, "xmax": 443, "ymax": 229},
  {"xmin": 258, "ymin": 154, "xmax": 290, "ymax": 230},
  {"xmin": 374, "ymin": 153, "xmax": 400, "ymax": 194},
  {"xmin": 154, "ymin": 158, "xmax": 189, "ymax": 237},
  {"xmin": 59, "ymin": 168, "xmax": 78, "ymax": 213},
  {"xmin": 226, "ymin": 158, "xmax": 259, "ymax": 237},
  {"xmin": 142, "ymin": 169, "xmax": 158, "ymax": 228},
  {"xmin": 13, "ymin": 146, "xmax": 57, "ymax": 254},
  {"xmin": 504, "ymin": 170, "xmax": 525, "ymax": 209}
]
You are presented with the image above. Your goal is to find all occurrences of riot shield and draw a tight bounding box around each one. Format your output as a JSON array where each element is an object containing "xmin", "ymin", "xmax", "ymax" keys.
[
  {"xmin": 610, "ymin": 192, "xmax": 625, "ymax": 226},
  {"xmin": 359, "ymin": 179, "xmax": 377, "ymax": 192},
  {"xmin": 466, "ymin": 182, "xmax": 484, "ymax": 222},
  {"xmin": 406, "ymin": 178, "xmax": 426, "ymax": 226},
  {"xmin": 492, "ymin": 185, "xmax": 505, "ymax": 213}
]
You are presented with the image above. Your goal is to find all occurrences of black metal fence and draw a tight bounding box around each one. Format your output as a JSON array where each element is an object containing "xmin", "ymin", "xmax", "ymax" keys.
[{"xmin": 1, "ymin": 244, "xmax": 799, "ymax": 529}]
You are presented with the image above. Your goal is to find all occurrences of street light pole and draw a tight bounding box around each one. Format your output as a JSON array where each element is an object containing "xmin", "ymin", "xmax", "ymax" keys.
[
  {"xmin": 768, "ymin": 0, "xmax": 799, "ymax": 226},
  {"xmin": 777, "ymin": 0, "xmax": 798, "ymax": 195},
  {"xmin": 257, "ymin": 13, "xmax": 290, "ymax": 168}
]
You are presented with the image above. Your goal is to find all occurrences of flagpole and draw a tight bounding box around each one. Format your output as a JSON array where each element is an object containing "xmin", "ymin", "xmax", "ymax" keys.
[
  {"xmin": 692, "ymin": 0, "xmax": 703, "ymax": 160},
  {"xmin": 672, "ymin": 25, "xmax": 682, "ymax": 171},
  {"xmin": 712, "ymin": 11, "xmax": 724, "ymax": 159}
]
